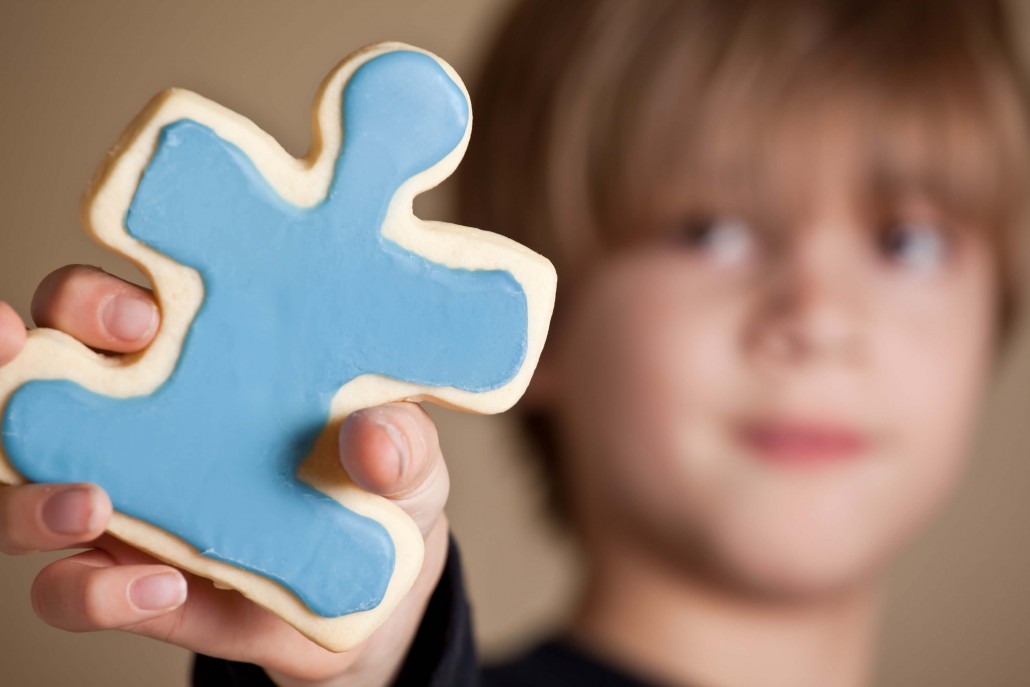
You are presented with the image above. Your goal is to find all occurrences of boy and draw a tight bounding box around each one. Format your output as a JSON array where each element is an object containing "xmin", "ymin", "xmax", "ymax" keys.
[{"xmin": 1, "ymin": 0, "xmax": 1027, "ymax": 685}]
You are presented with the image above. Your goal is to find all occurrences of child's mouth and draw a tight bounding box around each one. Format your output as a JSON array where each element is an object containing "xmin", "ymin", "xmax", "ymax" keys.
[{"xmin": 736, "ymin": 419, "xmax": 869, "ymax": 466}]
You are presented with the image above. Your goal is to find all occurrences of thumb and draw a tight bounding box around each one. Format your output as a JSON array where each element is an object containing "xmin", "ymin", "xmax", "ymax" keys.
[{"xmin": 338, "ymin": 402, "xmax": 449, "ymax": 537}]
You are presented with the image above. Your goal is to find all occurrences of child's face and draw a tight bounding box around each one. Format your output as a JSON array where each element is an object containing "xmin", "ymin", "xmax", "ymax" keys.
[{"xmin": 551, "ymin": 134, "xmax": 1000, "ymax": 597}]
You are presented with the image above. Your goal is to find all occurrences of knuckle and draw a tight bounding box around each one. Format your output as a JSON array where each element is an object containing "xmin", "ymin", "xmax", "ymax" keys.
[
  {"xmin": 43, "ymin": 263, "xmax": 93, "ymax": 287},
  {"xmin": 31, "ymin": 264, "xmax": 95, "ymax": 324},
  {"xmin": 0, "ymin": 487, "xmax": 38, "ymax": 554},
  {"xmin": 125, "ymin": 608, "xmax": 183, "ymax": 644},
  {"xmin": 423, "ymin": 459, "xmax": 450, "ymax": 512},
  {"xmin": 39, "ymin": 264, "xmax": 95, "ymax": 299}
]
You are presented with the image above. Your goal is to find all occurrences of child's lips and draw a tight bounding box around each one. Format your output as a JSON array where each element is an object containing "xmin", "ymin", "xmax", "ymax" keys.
[{"xmin": 737, "ymin": 420, "xmax": 870, "ymax": 466}]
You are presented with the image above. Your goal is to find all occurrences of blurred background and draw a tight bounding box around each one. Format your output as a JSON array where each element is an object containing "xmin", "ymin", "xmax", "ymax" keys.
[{"xmin": 1, "ymin": 1, "xmax": 1029, "ymax": 685}]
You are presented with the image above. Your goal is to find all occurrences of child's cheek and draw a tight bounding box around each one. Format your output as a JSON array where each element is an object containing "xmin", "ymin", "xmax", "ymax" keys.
[
  {"xmin": 557, "ymin": 252, "xmax": 759, "ymax": 539},
  {"xmin": 869, "ymin": 294, "xmax": 995, "ymax": 545},
  {"xmin": 574, "ymin": 254, "xmax": 747, "ymax": 461},
  {"xmin": 831, "ymin": 247, "xmax": 1000, "ymax": 575}
]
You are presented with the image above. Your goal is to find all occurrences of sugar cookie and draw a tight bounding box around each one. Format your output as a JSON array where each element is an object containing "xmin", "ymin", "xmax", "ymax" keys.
[{"xmin": 0, "ymin": 42, "xmax": 556, "ymax": 651}]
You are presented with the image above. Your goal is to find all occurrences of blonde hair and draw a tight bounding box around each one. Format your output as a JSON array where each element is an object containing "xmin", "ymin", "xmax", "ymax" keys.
[
  {"xmin": 457, "ymin": 0, "xmax": 1030, "ymax": 524},
  {"xmin": 460, "ymin": 0, "xmax": 1030, "ymax": 331}
]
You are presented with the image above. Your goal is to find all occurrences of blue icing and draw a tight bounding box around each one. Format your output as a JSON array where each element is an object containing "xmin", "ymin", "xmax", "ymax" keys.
[{"xmin": 1, "ymin": 51, "xmax": 529, "ymax": 617}]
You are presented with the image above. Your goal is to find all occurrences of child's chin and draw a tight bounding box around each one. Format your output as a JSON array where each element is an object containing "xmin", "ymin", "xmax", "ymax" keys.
[{"xmin": 713, "ymin": 532, "xmax": 891, "ymax": 601}]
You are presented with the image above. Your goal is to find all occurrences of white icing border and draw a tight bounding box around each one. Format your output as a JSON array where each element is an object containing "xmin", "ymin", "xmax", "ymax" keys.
[{"xmin": 0, "ymin": 42, "xmax": 556, "ymax": 651}]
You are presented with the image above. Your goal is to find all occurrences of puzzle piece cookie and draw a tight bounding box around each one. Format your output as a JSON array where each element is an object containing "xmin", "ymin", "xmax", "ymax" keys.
[{"xmin": 0, "ymin": 43, "xmax": 556, "ymax": 651}]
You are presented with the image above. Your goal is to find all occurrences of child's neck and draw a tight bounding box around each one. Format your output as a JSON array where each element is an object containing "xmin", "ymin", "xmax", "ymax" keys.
[{"xmin": 568, "ymin": 538, "xmax": 885, "ymax": 687}]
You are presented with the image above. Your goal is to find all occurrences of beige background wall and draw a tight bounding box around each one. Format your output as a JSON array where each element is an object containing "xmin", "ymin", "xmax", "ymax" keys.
[{"xmin": 0, "ymin": 1, "xmax": 1028, "ymax": 685}]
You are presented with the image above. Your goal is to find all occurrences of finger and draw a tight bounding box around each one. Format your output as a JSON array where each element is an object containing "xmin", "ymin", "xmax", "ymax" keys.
[
  {"xmin": 31, "ymin": 265, "xmax": 158, "ymax": 353},
  {"xmin": 0, "ymin": 483, "xmax": 111, "ymax": 555},
  {"xmin": 31, "ymin": 549, "xmax": 187, "ymax": 632},
  {"xmin": 0, "ymin": 300, "xmax": 28, "ymax": 366},
  {"xmin": 339, "ymin": 402, "xmax": 450, "ymax": 536},
  {"xmin": 34, "ymin": 536, "xmax": 357, "ymax": 681}
]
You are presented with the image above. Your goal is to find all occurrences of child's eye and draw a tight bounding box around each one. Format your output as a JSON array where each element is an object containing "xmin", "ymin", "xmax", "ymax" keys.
[
  {"xmin": 877, "ymin": 221, "xmax": 950, "ymax": 272},
  {"xmin": 672, "ymin": 216, "xmax": 756, "ymax": 266}
]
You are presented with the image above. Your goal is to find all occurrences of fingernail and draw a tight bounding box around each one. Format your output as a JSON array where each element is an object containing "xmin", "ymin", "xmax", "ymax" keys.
[
  {"xmin": 101, "ymin": 294, "xmax": 157, "ymax": 342},
  {"xmin": 129, "ymin": 572, "xmax": 186, "ymax": 612},
  {"xmin": 42, "ymin": 488, "xmax": 96, "ymax": 535}
]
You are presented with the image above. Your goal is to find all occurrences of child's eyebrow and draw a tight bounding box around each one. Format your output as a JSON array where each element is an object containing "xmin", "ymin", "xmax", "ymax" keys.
[{"xmin": 858, "ymin": 141, "xmax": 1006, "ymax": 235}]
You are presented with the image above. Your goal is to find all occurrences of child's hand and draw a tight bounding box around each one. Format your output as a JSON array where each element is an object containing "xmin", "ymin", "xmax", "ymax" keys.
[{"xmin": 0, "ymin": 265, "xmax": 452, "ymax": 687}]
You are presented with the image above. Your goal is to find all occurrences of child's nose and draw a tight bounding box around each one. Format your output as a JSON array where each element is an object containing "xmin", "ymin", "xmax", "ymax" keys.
[{"xmin": 745, "ymin": 231, "xmax": 866, "ymax": 367}]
